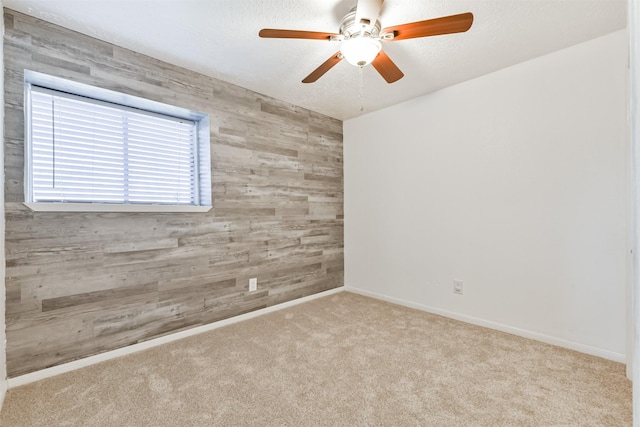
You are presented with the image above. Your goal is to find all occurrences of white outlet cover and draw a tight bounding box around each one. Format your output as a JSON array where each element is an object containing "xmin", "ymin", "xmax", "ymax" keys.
[
  {"xmin": 453, "ymin": 280, "xmax": 464, "ymax": 295},
  {"xmin": 249, "ymin": 278, "xmax": 257, "ymax": 292}
]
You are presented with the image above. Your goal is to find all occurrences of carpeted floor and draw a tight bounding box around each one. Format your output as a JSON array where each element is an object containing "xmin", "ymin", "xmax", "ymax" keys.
[{"xmin": 0, "ymin": 291, "xmax": 632, "ymax": 426}]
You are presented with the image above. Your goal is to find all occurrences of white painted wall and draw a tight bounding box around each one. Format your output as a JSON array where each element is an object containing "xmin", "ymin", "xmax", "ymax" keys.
[
  {"xmin": 345, "ymin": 30, "xmax": 629, "ymax": 362},
  {"xmin": 0, "ymin": 0, "xmax": 7, "ymax": 410}
]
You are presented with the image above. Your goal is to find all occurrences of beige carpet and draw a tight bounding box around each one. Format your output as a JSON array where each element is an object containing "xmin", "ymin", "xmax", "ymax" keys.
[{"xmin": 0, "ymin": 291, "xmax": 632, "ymax": 426}]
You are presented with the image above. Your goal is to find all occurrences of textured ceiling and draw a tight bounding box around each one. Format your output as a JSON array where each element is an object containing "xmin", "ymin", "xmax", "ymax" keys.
[{"xmin": 3, "ymin": 0, "xmax": 627, "ymax": 120}]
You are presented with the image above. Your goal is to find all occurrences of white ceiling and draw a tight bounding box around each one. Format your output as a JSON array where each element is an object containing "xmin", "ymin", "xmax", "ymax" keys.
[{"xmin": 3, "ymin": 0, "xmax": 627, "ymax": 120}]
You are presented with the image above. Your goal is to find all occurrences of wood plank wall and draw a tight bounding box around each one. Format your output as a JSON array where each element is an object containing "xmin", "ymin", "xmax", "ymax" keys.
[{"xmin": 3, "ymin": 9, "xmax": 344, "ymax": 377}]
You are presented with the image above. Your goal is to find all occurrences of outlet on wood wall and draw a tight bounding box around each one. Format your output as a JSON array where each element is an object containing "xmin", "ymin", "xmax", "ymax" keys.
[{"xmin": 3, "ymin": 10, "xmax": 344, "ymax": 377}]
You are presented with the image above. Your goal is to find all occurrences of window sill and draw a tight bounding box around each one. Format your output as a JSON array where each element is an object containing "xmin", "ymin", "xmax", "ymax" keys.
[{"xmin": 24, "ymin": 202, "xmax": 212, "ymax": 213}]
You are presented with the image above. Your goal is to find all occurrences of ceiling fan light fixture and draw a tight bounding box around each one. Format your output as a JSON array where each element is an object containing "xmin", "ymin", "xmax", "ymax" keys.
[
  {"xmin": 259, "ymin": 5, "xmax": 473, "ymax": 84},
  {"xmin": 340, "ymin": 36, "xmax": 382, "ymax": 67}
]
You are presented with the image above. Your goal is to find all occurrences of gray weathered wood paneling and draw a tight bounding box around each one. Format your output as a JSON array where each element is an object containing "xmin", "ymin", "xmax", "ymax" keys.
[{"xmin": 3, "ymin": 9, "xmax": 344, "ymax": 377}]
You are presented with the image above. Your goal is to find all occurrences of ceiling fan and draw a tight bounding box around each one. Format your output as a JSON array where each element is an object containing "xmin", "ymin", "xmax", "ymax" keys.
[{"xmin": 259, "ymin": 0, "xmax": 473, "ymax": 84}]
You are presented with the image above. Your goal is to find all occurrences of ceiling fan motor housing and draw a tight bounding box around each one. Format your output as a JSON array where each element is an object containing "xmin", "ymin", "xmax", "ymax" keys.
[
  {"xmin": 340, "ymin": 7, "xmax": 382, "ymax": 39},
  {"xmin": 339, "ymin": 7, "xmax": 383, "ymax": 67}
]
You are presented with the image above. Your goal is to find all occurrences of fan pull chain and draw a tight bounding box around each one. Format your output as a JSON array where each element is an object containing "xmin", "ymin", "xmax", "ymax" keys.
[{"xmin": 358, "ymin": 66, "xmax": 364, "ymax": 112}]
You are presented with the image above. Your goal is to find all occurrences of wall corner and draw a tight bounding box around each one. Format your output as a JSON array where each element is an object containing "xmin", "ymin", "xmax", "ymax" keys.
[{"xmin": 0, "ymin": 1, "xmax": 8, "ymax": 412}]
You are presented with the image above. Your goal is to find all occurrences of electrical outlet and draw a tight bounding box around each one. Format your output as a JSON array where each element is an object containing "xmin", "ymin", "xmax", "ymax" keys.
[
  {"xmin": 453, "ymin": 280, "xmax": 464, "ymax": 295},
  {"xmin": 249, "ymin": 278, "xmax": 257, "ymax": 292}
]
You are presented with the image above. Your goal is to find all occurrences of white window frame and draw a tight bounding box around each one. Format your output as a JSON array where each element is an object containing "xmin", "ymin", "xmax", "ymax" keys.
[{"xmin": 23, "ymin": 70, "xmax": 212, "ymax": 213}]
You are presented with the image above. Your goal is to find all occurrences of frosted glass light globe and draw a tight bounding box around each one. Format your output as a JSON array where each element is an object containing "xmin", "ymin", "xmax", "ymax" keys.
[{"xmin": 340, "ymin": 37, "xmax": 382, "ymax": 67}]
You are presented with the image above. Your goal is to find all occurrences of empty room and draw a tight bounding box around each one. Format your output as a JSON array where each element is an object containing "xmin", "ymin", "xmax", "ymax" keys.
[{"xmin": 0, "ymin": 0, "xmax": 637, "ymax": 425}]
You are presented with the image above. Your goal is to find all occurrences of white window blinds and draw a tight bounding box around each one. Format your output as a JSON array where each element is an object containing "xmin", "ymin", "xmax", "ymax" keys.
[{"xmin": 28, "ymin": 86, "xmax": 199, "ymax": 206}]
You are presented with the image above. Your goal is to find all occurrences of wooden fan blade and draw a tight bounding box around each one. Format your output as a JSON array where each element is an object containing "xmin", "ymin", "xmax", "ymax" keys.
[
  {"xmin": 372, "ymin": 50, "xmax": 404, "ymax": 83},
  {"xmin": 302, "ymin": 52, "xmax": 343, "ymax": 83},
  {"xmin": 381, "ymin": 12, "xmax": 473, "ymax": 41},
  {"xmin": 259, "ymin": 29, "xmax": 339, "ymax": 40}
]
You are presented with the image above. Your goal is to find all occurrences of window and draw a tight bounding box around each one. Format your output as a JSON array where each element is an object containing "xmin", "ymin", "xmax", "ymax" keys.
[{"xmin": 24, "ymin": 71, "xmax": 212, "ymax": 212}]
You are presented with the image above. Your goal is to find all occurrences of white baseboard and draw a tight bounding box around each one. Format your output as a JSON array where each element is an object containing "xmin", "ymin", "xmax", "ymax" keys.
[
  {"xmin": 346, "ymin": 286, "xmax": 626, "ymax": 363},
  {"xmin": 8, "ymin": 287, "xmax": 345, "ymax": 389}
]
